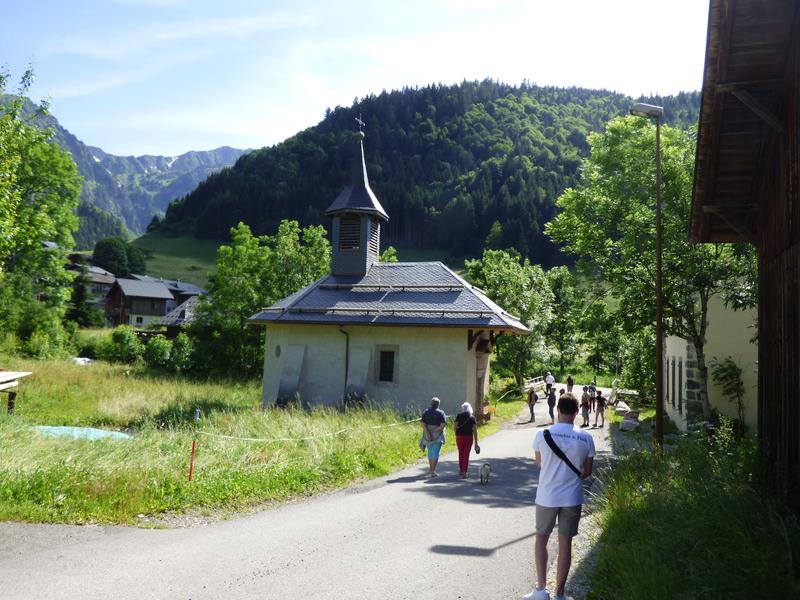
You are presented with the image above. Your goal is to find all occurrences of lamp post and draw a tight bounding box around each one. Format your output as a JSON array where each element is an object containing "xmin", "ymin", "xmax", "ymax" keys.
[{"xmin": 630, "ymin": 102, "xmax": 665, "ymax": 451}]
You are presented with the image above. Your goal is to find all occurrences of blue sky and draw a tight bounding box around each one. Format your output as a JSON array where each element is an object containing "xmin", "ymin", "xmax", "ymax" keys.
[{"xmin": 2, "ymin": 0, "xmax": 709, "ymax": 156}]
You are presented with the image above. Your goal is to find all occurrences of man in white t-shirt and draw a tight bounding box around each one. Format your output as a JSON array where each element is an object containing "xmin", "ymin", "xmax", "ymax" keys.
[
  {"xmin": 522, "ymin": 393, "xmax": 595, "ymax": 600},
  {"xmin": 544, "ymin": 371, "xmax": 555, "ymax": 395}
]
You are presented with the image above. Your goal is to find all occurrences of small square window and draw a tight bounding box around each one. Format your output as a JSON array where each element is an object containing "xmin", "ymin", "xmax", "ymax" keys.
[
  {"xmin": 379, "ymin": 351, "xmax": 395, "ymax": 382},
  {"xmin": 135, "ymin": 316, "xmax": 143, "ymax": 325}
]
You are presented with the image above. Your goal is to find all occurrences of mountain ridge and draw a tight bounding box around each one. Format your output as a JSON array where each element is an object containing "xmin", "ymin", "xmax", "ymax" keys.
[{"xmin": 157, "ymin": 80, "xmax": 700, "ymax": 266}]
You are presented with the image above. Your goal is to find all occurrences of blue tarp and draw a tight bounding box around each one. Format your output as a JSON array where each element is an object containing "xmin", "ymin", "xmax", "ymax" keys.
[{"xmin": 32, "ymin": 426, "xmax": 133, "ymax": 440}]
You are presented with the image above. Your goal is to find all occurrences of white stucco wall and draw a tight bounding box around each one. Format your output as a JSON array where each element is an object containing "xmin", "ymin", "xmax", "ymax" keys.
[
  {"xmin": 704, "ymin": 295, "xmax": 758, "ymax": 429},
  {"xmin": 665, "ymin": 295, "xmax": 757, "ymax": 430},
  {"xmin": 260, "ymin": 323, "xmax": 487, "ymax": 416},
  {"xmin": 128, "ymin": 314, "xmax": 162, "ymax": 327}
]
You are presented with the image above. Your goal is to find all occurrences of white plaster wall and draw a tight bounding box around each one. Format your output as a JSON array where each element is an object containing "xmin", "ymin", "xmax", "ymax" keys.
[
  {"xmin": 261, "ymin": 323, "xmax": 474, "ymax": 416},
  {"xmin": 665, "ymin": 335, "xmax": 690, "ymax": 431},
  {"xmin": 704, "ymin": 295, "xmax": 758, "ymax": 429},
  {"xmin": 128, "ymin": 314, "xmax": 162, "ymax": 327}
]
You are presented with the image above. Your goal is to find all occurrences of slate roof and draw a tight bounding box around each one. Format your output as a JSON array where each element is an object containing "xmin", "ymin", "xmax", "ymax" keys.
[
  {"xmin": 115, "ymin": 278, "xmax": 174, "ymax": 300},
  {"xmin": 324, "ymin": 136, "xmax": 389, "ymax": 221},
  {"xmin": 158, "ymin": 296, "xmax": 201, "ymax": 326},
  {"xmin": 249, "ymin": 262, "xmax": 528, "ymax": 334},
  {"xmin": 130, "ymin": 274, "xmax": 207, "ymax": 297}
]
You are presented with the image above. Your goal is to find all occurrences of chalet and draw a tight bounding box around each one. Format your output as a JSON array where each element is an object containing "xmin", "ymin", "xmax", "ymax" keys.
[
  {"xmin": 249, "ymin": 132, "xmax": 528, "ymax": 416},
  {"xmin": 106, "ymin": 278, "xmax": 174, "ymax": 327},
  {"xmin": 67, "ymin": 264, "xmax": 116, "ymax": 304},
  {"xmin": 158, "ymin": 295, "xmax": 202, "ymax": 338},
  {"xmin": 691, "ymin": 0, "xmax": 799, "ymax": 510},
  {"xmin": 129, "ymin": 274, "xmax": 207, "ymax": 311}
]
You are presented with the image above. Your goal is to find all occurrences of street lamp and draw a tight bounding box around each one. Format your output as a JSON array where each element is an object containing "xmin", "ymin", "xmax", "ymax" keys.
[{"xmin": 630, "ymin": 102, "xmax": 665, "ymax": 451}]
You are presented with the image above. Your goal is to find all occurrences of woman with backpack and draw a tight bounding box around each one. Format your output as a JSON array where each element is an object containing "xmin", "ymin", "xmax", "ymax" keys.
[{"xmin": 547, "ymin": 387, "xmax": 557, "ymax": 424}]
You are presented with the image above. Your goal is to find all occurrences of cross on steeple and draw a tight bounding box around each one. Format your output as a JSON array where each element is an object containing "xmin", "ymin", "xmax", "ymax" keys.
[{"xmin": 355, "ymin": 114, "xmax": 365, "ymax": 131}]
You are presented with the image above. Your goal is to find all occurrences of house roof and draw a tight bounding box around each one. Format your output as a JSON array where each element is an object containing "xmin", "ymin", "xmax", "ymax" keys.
[
  {"xmin": 249, "ymin": 261, "xmax": 529, "ymax": 334},
  {"xmin": 115, "ymin": 278, "xmax": 174, "ymax": 300},
  {"xmin": 324, "ymin": 134, "xmax": 389, "ymax": 221},
  {"xmin": 130, "ymin": 274, "xmax": 207, "ymax": 296},
  {"xmin": 158, "ymin": 296, "xmax": 202, "ymax": 326},
  {"xmin": 690, "ymin": 0, "xmax": 799, "ymax": 243}
]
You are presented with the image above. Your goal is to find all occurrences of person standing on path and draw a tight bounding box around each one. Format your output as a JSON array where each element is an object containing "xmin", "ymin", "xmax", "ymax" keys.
[
  {"xmin": 545, "ymin": 371, "xmax": 555, "ymax": 396},
  {"xmin": 421, "ymin": 397, "xmax": 447, "ymax": 477},
  {"xmin": 523, "ymin": 394, "xmax": 595, "ymax": 600},
  {"xmin": 566, "ymin": 375, "xmax": 574, "ymax": 393},
  {"xmin": 547, "ymin": 387, "xmax": 557, "ymax": 425},
  {"xmin": 588, "ymin": 382, "xmax": 596, "ymax": 413},
  {"xmin": 593, "ymin": 390, "xmax": 606, "ymax": 428},
  {"xmin": 454, "ymin": 402, "xmax": 479, "ymax": 479},
  {"xmin": 527, "ymin": 389, "xmax": 537, "ymax": 423}
]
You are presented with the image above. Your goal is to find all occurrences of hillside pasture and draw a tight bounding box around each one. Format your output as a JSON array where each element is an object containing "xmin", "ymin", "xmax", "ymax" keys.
[{"xmin": 132, "ymin": 232, "xmax": 220, "ymax": 287}]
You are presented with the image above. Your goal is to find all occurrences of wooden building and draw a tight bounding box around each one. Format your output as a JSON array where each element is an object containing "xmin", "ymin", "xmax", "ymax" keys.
[
  {"xmin": 691, "ymin": 0, "xmax": 799, "ymax": 510},
  {"xmin": 106, "ymin": 278, "xmax": 174, "ymax": 327}
]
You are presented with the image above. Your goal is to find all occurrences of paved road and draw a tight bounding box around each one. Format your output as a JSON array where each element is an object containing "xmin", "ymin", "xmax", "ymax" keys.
[{"xmin": 0, "ymin": 400, "xmax": 612, "ymax": 600}]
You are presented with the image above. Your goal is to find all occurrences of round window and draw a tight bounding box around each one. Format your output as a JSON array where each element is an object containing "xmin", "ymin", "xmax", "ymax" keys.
[{"xmin": 275, "ymin": 345, "xmax": 281, "ymax": 358}]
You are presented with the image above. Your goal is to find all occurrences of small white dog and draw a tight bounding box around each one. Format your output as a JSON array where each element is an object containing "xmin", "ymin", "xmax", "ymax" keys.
[{"xmin": 479, "ymin": 462, "xmax": 491, "ymax": 485}]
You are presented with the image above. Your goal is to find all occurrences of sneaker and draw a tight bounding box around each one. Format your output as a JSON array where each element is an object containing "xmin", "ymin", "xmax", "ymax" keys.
[{"xmin": 521, "ymin": 588, "xmax": 550, "ymax": 600}]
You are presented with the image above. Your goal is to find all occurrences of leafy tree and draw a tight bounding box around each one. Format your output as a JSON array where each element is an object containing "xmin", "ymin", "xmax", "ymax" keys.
[
  {"xmin": 190, "ymin": 220, "xmax": 330, "ymax": 376},
  {"xmin": 379, "ymin": 246, "xmax": 399, "ymax": 263},
  {"xmin": 66, "ymin": 265, "xmax": 106, "ymax": 327},
  {"xmin": 580, "ymin": 301, "xmax": 624, "ymax": 375},
  {"xmin": 126, "ymin": 244, "xmax": 146, "ymax": 275},
  {"xmin": 93, "ymin": 237, "xmax": 129, "ymax": 276},
  {"xmin": 546, "ymin": 117, "xmax": 755, "ymax": 415},
  {"xmin": 465, "ymin": 249, "xmax": 553, "ymax": 388},
  {"xmin": 0, "ymin": 69, "xmax": 80, "ymax": 354},
  {"xmin": 545, "ymin": 266, "xmax": 582, "ymax": 374}
]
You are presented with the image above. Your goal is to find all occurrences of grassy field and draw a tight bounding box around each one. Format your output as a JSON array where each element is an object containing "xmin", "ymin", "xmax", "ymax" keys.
[
  {"xmin": 0, "ymin": 353, "xmax": 516, "ymax": 524},
  {"xmin": 131, "ymin": 232, "xmax": 221, "ymax": 287}
]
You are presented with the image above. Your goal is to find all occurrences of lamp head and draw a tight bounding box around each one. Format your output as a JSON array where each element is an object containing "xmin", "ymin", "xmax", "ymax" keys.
[{"xmin": 630, "ymin": 103, "xmax": 664, "ymax": 118}]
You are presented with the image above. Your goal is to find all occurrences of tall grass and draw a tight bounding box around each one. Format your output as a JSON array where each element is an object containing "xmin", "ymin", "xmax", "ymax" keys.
[
  {"xmin": 0, "ymin": 407, "xmax": 422, "ymax": 524},
  {"xmin": 589, "ymin": 421, "xmax": 800, "ymax": 599},
  {"xmin": 0, "ymin": 352, "xmax": 452, "ymax": 524}
]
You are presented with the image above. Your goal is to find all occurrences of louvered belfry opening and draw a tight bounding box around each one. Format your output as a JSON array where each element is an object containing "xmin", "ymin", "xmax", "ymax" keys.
[
  {"xmin": 326, "ymin": 131, "xmax": 389, "ymax": 276},
  {"xmin": 339, "ymin": 216, "xmax": 361, "ymax": 251},
  {"xmin": 368, "ymin": 219, "xmax": 380, "ymax": 256}
]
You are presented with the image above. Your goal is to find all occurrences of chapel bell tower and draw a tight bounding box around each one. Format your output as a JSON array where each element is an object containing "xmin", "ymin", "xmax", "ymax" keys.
[{"xmin": 326, "ymin": 128, "xmax": 389, "ymax": 277}]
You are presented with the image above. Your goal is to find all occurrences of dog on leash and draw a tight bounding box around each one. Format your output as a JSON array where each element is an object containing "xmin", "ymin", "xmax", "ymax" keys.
[{"xmin": 479, "ymin": 462, "xmax": 491, "ymax": 485}]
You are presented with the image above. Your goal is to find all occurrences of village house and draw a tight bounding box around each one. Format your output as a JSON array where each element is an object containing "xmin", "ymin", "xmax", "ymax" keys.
[
  {"xmin": 129, "ymin": 274, "xmax": 207, "ymax": 312},
  {"xmin": 158, "ymin": 295, "xmax": 202, "ymax": 338},
  {"xmin": 665, "ymin": 298, "xmax": 757, "ymax": 431},
  {"xmin": 106, "ymin": 278, "xmax": 174, "ymax": 327},
  {"xmin": 249, "ymin": 132, "xmax": 528, "ymax": 416}
]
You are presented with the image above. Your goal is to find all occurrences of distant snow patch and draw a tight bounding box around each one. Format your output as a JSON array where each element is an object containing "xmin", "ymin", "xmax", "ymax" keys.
[
  {"xmin": 92, "ymin": 155, "xmax": 101, "ymax": 163},
  {"xmin": 166, "ymin": 156, "xmax": 178, "ymax": 168}
]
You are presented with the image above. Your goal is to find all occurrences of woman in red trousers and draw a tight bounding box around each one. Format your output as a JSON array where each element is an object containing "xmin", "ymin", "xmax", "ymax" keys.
[{"xmin": 454, "ymin": 402, "xmax": 479, "ymax": 479}]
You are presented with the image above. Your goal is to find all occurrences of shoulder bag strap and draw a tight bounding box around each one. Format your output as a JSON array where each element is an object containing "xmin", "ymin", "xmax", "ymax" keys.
[{"xmin": 542, "ymin": 430, "xmax": 582, "ymax": 477}]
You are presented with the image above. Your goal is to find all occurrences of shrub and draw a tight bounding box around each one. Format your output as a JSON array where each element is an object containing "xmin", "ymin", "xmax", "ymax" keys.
[
  {"xmin": 144, "ymin": 336, "xmax": 172, "ymax": 370},
  {"xmin": 170, "ymin": 333, "xmax": 194, "ymax": 373},
  {"xmin": 590, "ymin": 421, "xmax": 800, "ymax": 598},
  {"xmin": 18, "ymin": 305, "xmax": 70, "ymax": 359},
  {"xmin": 99, "ymin": 326, "xmax": 144, "ymax": 364}
]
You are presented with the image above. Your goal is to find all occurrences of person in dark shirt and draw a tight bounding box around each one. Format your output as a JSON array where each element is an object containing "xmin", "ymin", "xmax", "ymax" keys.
[
  {"xmin": 527, "ymin": 389, "xmax": 537, "ymax": 422},
  {"xmin": 566, "ymin": 375, "xmax": 574, "ymax": 393},
  {"xmin": 594, "ymin": 389, "xmax": 607, "ymax": 428},
  {"xmin": 421, "ymin": 397, "xmax": 447, "ymax": 477},
  {"xmin": 454, "ymin": 402, "xmax": 479, "ymax": 478},
  {"xmin": 547, "ymin": 388, "xmax": 557, "ymax": 424}
]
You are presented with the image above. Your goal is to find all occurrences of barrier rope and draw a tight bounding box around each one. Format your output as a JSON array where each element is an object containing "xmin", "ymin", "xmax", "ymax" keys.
[{"xmin": 194, "ymin": 416, "xmax": 422, "ymax": 444}]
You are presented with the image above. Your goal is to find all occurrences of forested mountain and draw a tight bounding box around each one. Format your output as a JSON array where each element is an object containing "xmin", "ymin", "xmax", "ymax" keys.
[
  {"xmin": 2, "ymin": 95, "xmax": 247, "ymax": 248},
  {"xmin": 158, "ymin": 80, "xmax": 700, "ymax": 266}
]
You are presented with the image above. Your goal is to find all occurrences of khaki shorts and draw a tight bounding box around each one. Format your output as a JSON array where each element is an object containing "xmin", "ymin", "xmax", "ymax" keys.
[{"xmin": 535, "ymin": 505, "xmax": 582, "ymax": 538}]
